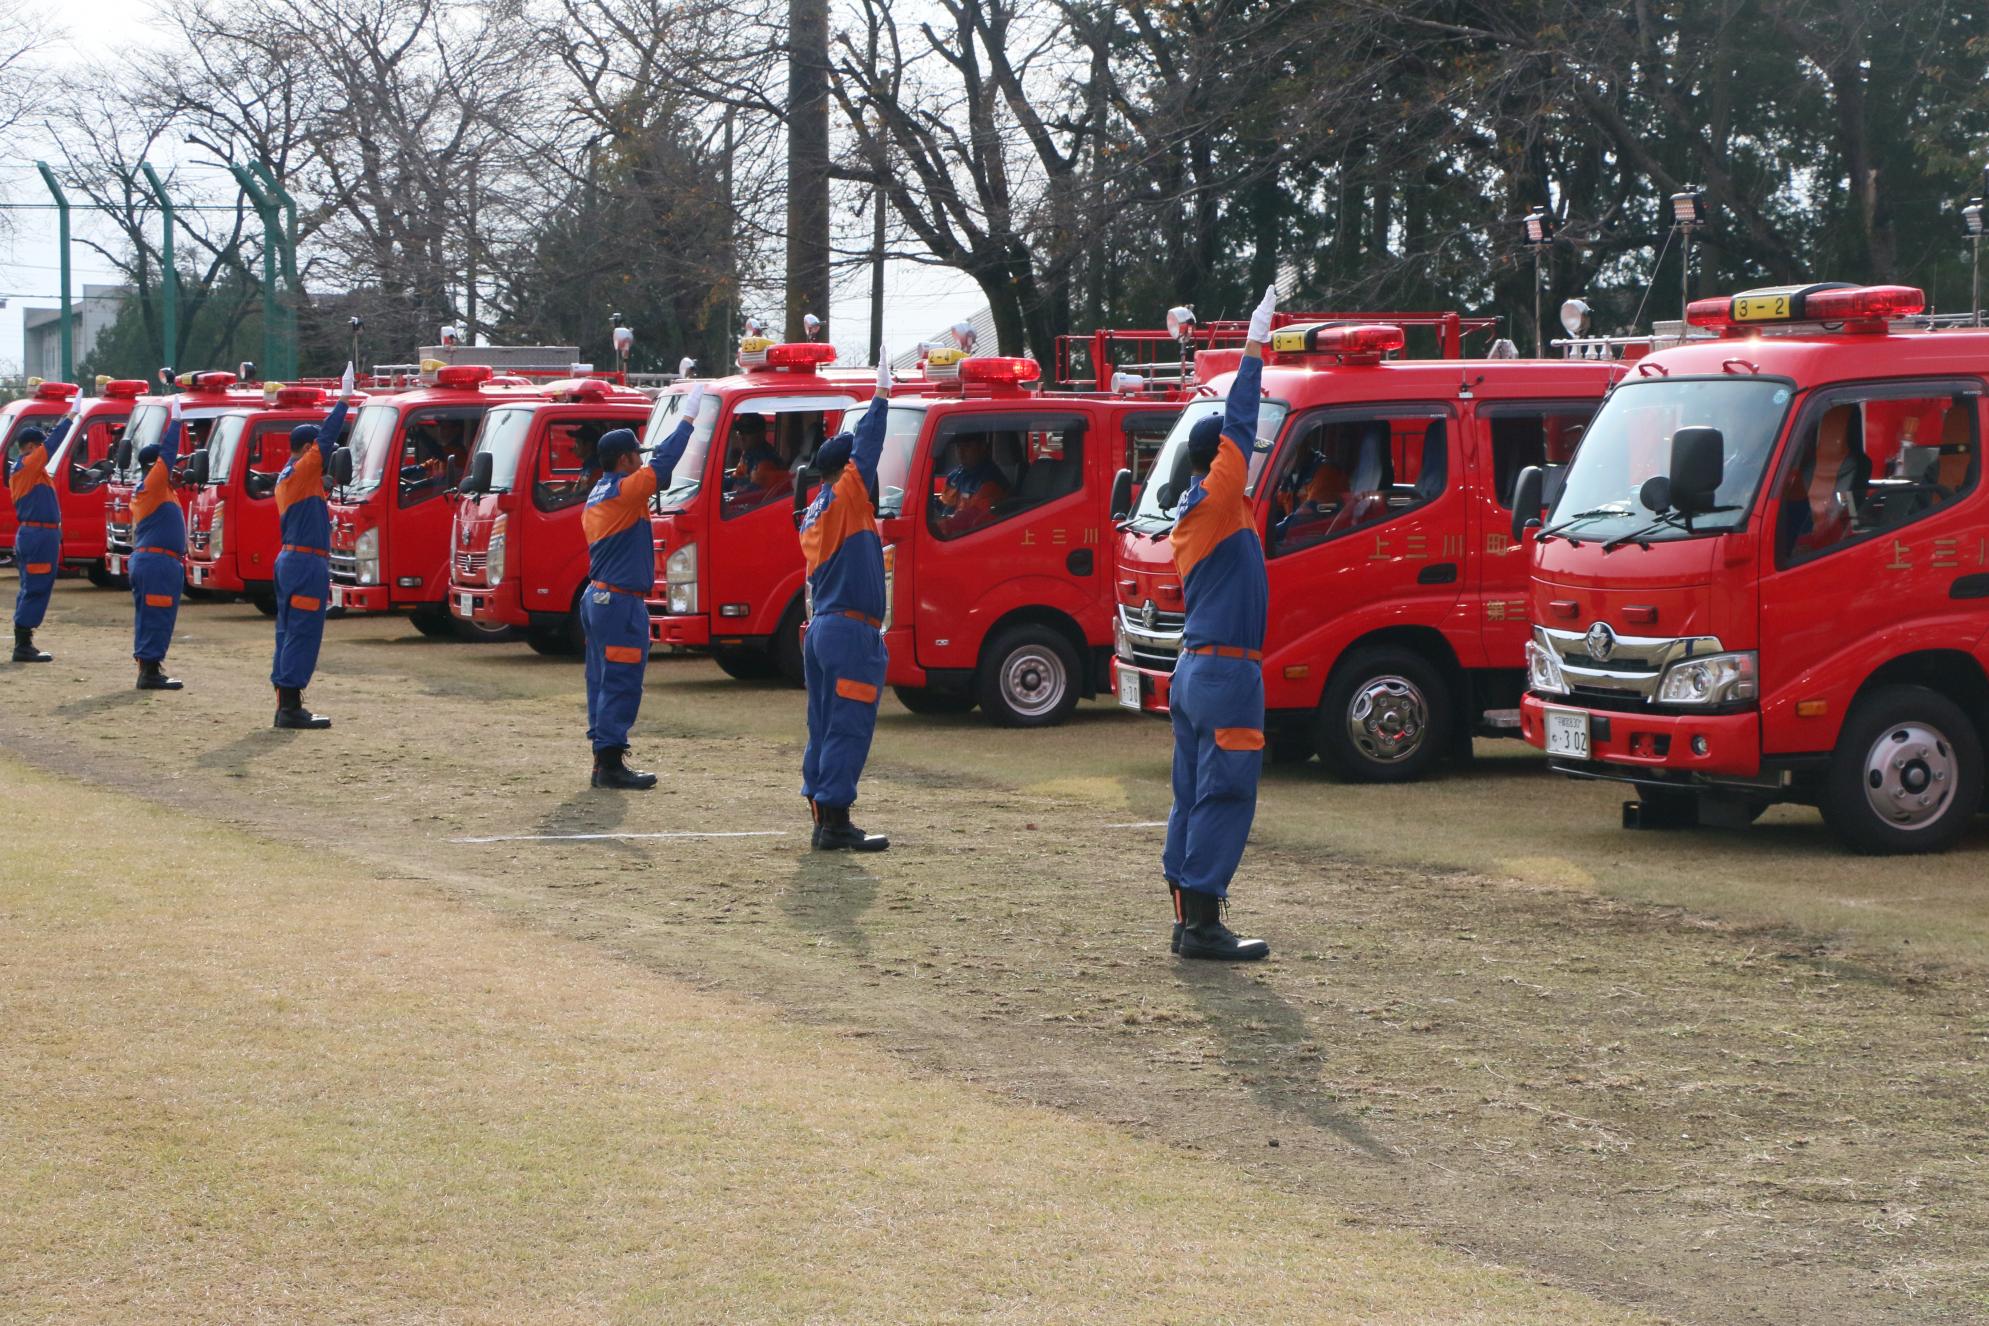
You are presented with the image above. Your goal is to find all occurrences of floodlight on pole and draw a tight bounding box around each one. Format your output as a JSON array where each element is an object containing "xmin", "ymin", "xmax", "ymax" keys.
[
  {"xmin": 1670, "ymin": 187, "xmax": 1707, "ymax": 319},
  {"xmin": 1965, "ymin": 197, "xmax": 1986, "ymax": 327},
  {"xmin": 1521, "ymin": 206, "xmax": 1555, "ymax": 357}
]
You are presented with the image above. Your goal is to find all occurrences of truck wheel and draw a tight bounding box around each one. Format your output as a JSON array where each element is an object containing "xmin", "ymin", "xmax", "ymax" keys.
[
  {"xmin": 892, "ymin": 685, "xmax": 976, "ymax": 715},
  {"xmin": 712, "ymin": 645, "xmax": 779, "ymax": 680},
  {"xmin": 1314, "ymin": 646, "xmax": 1450, "ymax": 782},
  {"xmin": 410, "ymin": 605, "xmax": 456, "ymax": 639},
  {"xmin": 1269, "ymin": 731, "xmax": 1315, "ymax": 766},
  {"xmin": 773, "ymin": 599, "xmax": 806, "ymax": 689},
  {"xmin": 1823, "ymin": 685, "xmax": 1982, "ymax": 855},
  {"xmin": 526, "ymin": 611, "xmax": 583, "ymax": 657},
  {"xmin": 451, "ymin": 616, "xmax": 514, "ymax": 643},
  {"xmin": 976, "ymin": 624, "xmax": 1081, "ymax": 727},
  {"xmin": 86, "ymin": 560, "xmax": 121, "ymax": 589},
  {"xmin": 248, "ymin": 590, "xmax": 278, "ymax": 618}
]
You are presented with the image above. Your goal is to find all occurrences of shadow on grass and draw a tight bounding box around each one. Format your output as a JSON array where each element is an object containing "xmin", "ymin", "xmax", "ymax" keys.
[
  {"xmin": 534, "ymin": 784, "xmax": 644, "ymax": 858},
  {"xmin": 195, "ymin": 727, "xmax": 300, "ymax": 774},
  {"xmin": 1179, "ymin": 962, "xmax": 1397, "ymax": 1164},
  {"xmin": 780, "ymin": 852, "xmax": 876, "ymax": 956},
  {"xmin": 51, "ymin": 688, "xmax": 146, "ymax": 719}
]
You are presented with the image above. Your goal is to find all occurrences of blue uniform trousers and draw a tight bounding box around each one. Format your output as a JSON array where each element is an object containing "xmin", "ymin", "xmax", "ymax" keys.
[
  {"xmin": 271, "ymin": 549, "xmax": 330, "ymax": 688},
  {"xmin": 582, "ymin": 585, "xmax": 650, "ymax": 753},
  {"xmin": 1163, "ymin": 650, "xmax": 1265, "ymax": 898},
  {"xmin": 801, "ymin": 611, "xmax": 887, "ymax": 809},
  {"xmin": 128, "ymin": 550, "xmax": 182, "ymax": 663},
  {"xmin": 12, "ymin": 526, "xmax": 58, "ymax": 629}
]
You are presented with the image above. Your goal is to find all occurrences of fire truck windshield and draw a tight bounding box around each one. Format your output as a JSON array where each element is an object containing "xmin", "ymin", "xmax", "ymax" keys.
[
  {"xmin": 116, "ymin": 403, "xmax": 170, "ymax": 481},
  {"xmin": 342, "ymin": 402, "xmax": 404, "ymax": 497},
  {"xmin": 1127, "ymin": 395, "xmax": 1290, "ymax": 530},
  {"xmin": 1549, "ymin": 376, "xmax": 1794, "ymax": 543},
  {"xmin": 640, "ymin": 388, "xmax": 719, "ymax": 510},
  {"xmin": 471, "ymin": 406, "xmax": 537, "ymax": 494},
  {"xmin": 875, "ymin": 403, "xmax": 928, "ymax": 516},
  {"xmin": 204, "ymin": 415, "xmax": 250, "ymax": 486}
]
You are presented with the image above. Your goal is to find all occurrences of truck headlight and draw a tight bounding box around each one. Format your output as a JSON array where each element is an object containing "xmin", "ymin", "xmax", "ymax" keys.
[
  {"xmin": 665, "ymin": 542, "xmax": 697, "ymax": 613},
  {"xmin": 210, "ymin": 502, "xmax": 225, "ymax": 557},
  {"xmin": 1526, "ymin": 629, "xmax": 1569, "ymax": 696},
  {"xmin": 355, "ymin": 527, "xmax": 381, "ymax": 586},
  {"xmin": 487, "ymin": 514, "xmax": 507, "ymax": 588},
  {"xmin": 880, "ymin": 544, "xmax": 896, "ymax": 633},
  {"xmin": 1114, "ymin": 611, "xmax": 1133, "ymax": 663},
  {"xmin": 1657, "ymin": 651, "xmax": 1758, "ymax": 706}
]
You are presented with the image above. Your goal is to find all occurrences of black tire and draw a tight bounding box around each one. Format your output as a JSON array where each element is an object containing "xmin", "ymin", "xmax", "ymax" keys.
[
  {"xmin": 712, "ymin": 645, "xmax": 780, "ymax": 680},
  {"xmin": 409, "ymin": 604, "xmax": 456, "ymax": 639},
  {"xmin": 451, "ymin": 615, "xmax": 515, "ymax": 643},
  {"xmin": 1269, "ymin": 731, "xmax": 1316, "ymax": 766},
  {"xmin": 1822, "ymin": 684, "xmax": 1982, "ymax": 855},
  {"xmin": 893, "ymin": 685, "xmax": 977, "ymax": 715},
  {"xmin": 85, "ymin": 560, "xmax": 120, "ymax": 589},
  {"xmin": 248, "ymin": 589, "xmax": 278, "ymax": 618},
  {"xmin": 975, "ymin": 623, "xmax": 1082, "ymax": 728},
  {"xmin": 1313, "ymin": 646, "xmax": 1451, "ymax": 783},
  {"xmin": 526, "ymin": 613, "xmax": 582, "ymax": 656},
  {"xmin": 772, "ymin": 597, "xmax": 806, "ymax": 688}
]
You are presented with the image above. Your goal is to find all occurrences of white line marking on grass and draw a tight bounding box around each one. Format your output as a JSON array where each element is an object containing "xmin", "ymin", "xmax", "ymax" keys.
[
  {"xmin": 1104, "ymin": 821, "xmax": 1168, "ymax": 829},
  {"xmin": 452, "ymin": 830, "xmax": 791, "ymax": 844}
]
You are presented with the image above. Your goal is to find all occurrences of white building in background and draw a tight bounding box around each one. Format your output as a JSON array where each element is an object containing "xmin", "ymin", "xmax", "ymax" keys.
[{"xmin": 22, "ymin": 284, "xmax": 128, "ymax": 379}]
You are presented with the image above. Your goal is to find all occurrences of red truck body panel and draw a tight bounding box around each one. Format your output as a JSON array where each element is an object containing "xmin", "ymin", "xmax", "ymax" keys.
[{"xmin": 185, "ymin": 398, "xmax": 345, "ymax": 598}]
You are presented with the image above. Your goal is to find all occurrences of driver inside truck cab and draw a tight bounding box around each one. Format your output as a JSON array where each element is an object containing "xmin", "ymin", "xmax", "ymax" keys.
[
  {"xmin": 403, "ymin": 419, "xmax": 468, "ymax": 492},
  {"xmin": 934, "ymin": 433, "xmax": 1011, "ymax": 534}
]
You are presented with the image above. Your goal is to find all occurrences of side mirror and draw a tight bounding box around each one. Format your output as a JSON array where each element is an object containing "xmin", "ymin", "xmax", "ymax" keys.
[
  {"xmin": 1110, "ymin": 467, "xmax": 1134, "ymax": 521},
  {"xmin": 113, "ymin": 438, "xmax": 133, "ymax": 472},
  {"xmin": 1509, "ymin": 465, "xmax": 1544, "ymax": 544},
  {"xmin": 791, "ymin": 459, "xmax": 819, "ymax": 529},
  {"xmin": 461, "ymin": 450, "xmax": 493, "ymax": 496},
  {"xmin": 183, "ymin": 451, "xmax": 210, "ymax": 485},
  {"xmin": 1669, "ymin": 426, "xmax": 1724, "ymax": 514},
  {"xmin": 328, "ymin": 446, "xmax": 354, "ymax": 487}
]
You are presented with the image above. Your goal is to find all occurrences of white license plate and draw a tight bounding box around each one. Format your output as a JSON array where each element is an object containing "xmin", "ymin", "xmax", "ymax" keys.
[
  {"xmin": 330, "ymin": 584, "xmax": 345, "ymax": 608},
  {"xmin": 1544, "ymin": 707, "xmax": 1591, "ymax": 759},
  {"xmin": 459, "ymin": 592, "xmax": 474, "ymax": 617},
  {"xmin": 189, "ymin": 564, "xmax": 206, "ymax": 585},
  {"xmin": 1116, "ymin": 667, "xmax": 1141, "ymax": 710},
  {"xmin": 106, "ymin": 554, "xmax": 123, "ymax": 575}
]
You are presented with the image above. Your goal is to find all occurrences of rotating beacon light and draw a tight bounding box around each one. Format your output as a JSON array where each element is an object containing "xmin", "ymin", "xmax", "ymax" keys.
[{"xmin": 1521, "ymin": 205, "xmax": 1556, "ymax": 357}]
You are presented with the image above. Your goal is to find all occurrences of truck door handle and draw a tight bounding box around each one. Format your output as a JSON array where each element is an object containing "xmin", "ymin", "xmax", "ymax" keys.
[
  {"xmin": 1066, "ymin": 549, "xmax": 1094, "ymax": 576},
  {"xmin": 1950, "ymin": 574, "xmax": 1989, "ymax": 600},
  {"xmin": 1416, "ymin": 562, "xmax": 1458, "ymax": 585}
]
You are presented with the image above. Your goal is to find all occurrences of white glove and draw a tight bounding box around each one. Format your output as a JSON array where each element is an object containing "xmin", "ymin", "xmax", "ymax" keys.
[
  {"xmin": 1247, "ymin": 284, "xmax": 1277, "ymax": 344},
  {"xmin": 168, "ymin": 391, "xmax": 183, "ymax": 420},
  {"xmin": 340, "ymin": 361, "xmax": 357, "ymax": 398},
  {"xmin": 680, "ymin": 382, "xmax": 706, "ymax": 422},
  {"xmin": 876, "ymin": 353, "xmax": 892, "ymax": 396}
]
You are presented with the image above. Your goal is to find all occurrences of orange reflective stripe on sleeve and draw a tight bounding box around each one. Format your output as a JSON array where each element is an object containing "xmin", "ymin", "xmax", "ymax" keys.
[
  {"xmin": 144, "ymin": 593, "xmax": 174, "ymax": 608},
  {"xmin": 289, "ymin": 594, "xmax": 321, "ymax": 612},
  {"xmin": 834, "ymin": 677, "xmax": 880, "ymax": 704},
  {"xmin": 1214, "ymin": 727, "xmax": 1265, "ymax": 752},
  {"xmin": 603, "ymin": 644, "xmax": 645, "ymax": 664}
]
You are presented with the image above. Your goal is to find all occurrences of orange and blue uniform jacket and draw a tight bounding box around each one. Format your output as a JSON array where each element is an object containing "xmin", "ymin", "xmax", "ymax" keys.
[
  {"xmin": 937, "ymin": 460, "xmax": 1009, "ymax": 532},
  {"xmin": 732, "ymin": 442, "xmax": 784, "ymax": 490},
  {"xmin": 578, "ymin": 414, "xmax": 696, "ymax": 754},
  {"xmin": 798, "ymin": 395, "xmax": 891, "ymax": 810},
  {"xmin": 129, "ymin": 418, "xmax": 186, "ymax": 662},
  {"xmin": 1163, "ymin": 352, "xmax": 1269, "ymax": 899},
  {"xmin": 9, "ymin": 420, "xmax": 67, "ymax": 630},
  {"xmin": 269, "ymin": 399, "xmax": 349, "ymax": 689}
]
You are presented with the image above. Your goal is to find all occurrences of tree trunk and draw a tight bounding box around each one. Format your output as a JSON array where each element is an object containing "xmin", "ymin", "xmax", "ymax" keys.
[{"xmin": 785, "ymin": 0, "xmax": 832, "ymax": 342}]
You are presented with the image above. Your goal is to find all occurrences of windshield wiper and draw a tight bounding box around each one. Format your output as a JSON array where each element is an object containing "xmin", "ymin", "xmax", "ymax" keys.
[
  {"xmin": 1535, "ymin": 507, "xmax": 1627, "ymax": 545},
  {"xmin": 1600, "ymin": 505, "xmax": 1742, "ymax": 553}
]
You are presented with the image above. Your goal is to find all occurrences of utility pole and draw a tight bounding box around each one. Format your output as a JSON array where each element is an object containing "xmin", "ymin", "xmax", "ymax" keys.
[
  {"xmin": 230, "ymin": 164, "xmax": 285, "ymax": 380},
  {"xmin": 138, "ymin": 163, "xmax": 179, "ymax": 376},
  {"xmin": 786, "ymin": 0, "xmax": 831, "ymax": 343},
  {"xmin": 34, "ymin": 162, "xmax": 72, "ymax": 382}
]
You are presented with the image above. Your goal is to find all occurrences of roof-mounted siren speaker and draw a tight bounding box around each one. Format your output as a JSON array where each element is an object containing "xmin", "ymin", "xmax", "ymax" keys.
[
  {"xmin": 678, "ymin": 356, "xmax": 697, "ymax": 378},
  {"xmin": 802, "ymin": 313, "xmax": 822, "ymax": 342},
  {"xmin": 1110, "ymin": 371, "xmax": 1147, "ymax": 395},
  {"xmin": 948, "ymin": 321, "xmax": 977, "ymax": 353}
]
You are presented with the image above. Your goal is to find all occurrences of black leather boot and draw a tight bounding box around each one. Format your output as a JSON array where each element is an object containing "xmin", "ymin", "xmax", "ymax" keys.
[
  {"xmin": 13, "ymin": 625, "xmax": 49, "ymax": 662},
  {"xmin": 1168, "ymin": 882, "xmax": 1183, "ymax": 954},
  {"xmin": 591, "ymin": 746, "xmax": 657, "ymax": 790},
  {"xmin": 274, "ymin": 685, "xmax": 331, "ymax": 730},
  {"xmin": 135, "ymin": 658, "xmax": 182, "ymax": 690},
  {"xmin": 1177, "ymin": 888, "xmax": 1269, "ymax": 962},
  {"xmin": 807, "ymin": 798, "xmax": 822, "ymax": 848},
  {"xmin": 814, "ymin": 804, "xmax": 887, "ymax": 852}
]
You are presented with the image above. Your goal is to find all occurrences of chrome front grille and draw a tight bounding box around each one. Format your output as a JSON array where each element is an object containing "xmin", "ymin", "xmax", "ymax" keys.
[
  {"xmin": 453, "ymin": 549, "xmax": 487, "ymax": 585},
  {"xmin": 106, "ymin": 521, "xmax": 132, "ymax": 553},
  {"xmin": 329, "ymin": 551, "xmax": 358, "ymax": 583},
  {"xmin": 189, "ymin": 529, "xmax": 210, "ymax": 552},
  {"xmin": 1538, "ymin": 626, "xmax": 1724, "ymax": 702},
  {"xmin": 1119, "ymin": 602, "xmax": 1186, "ymax": 672}
]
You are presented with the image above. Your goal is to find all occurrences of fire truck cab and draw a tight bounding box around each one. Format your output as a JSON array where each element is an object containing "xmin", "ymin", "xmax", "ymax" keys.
[
  {"xmin": 183, "ymin": 387, "xmax": 351, "ymax": 611},
  {"xmin": 448, "ymin": 378, "xmax": 653, "ymax": 653},
  {"xmin": 1113, "ymin": 323, "xmax": 1621, "ymax": 780},
  {"xmin": 42, "ymin": 379, "xmax": 144, "ymax": 583},
  {"xmin": 1, "ymin": 382, "xmax": 90, "ymax": 559},
  {"xmin": 325, "ymin": 364, "xmax": 545, "ymax": 635},
  {"xmin": 860, "ymin": 353, "xmax": 1183, "ymax": 724},
  {"xmin": 104, "ymin": 372, "xmax": 269, "ymax": 583},
  {"xmin": 1518, "ymin": 283, "xmax": 1989, "ymax": 853}
]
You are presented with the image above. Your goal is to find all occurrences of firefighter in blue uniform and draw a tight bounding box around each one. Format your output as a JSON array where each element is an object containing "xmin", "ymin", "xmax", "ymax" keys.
[
  {"xmin": 127, "ymin": 400, "xmax": 189, "ymax": 690},
  {"xmin": 797, "ymin": 357, "xmax": 892, "ymax": 851},
  {"xmin": 580, "ymin": 381, "xmax": 704, "ymax": 788},
  {"xmin": 1162, "ymin": 284, "xmax": 1279, "ymax": 961},
  {"xmin": 270, "ymin": 364, "xmax": 355, "ymax": 728},
  {"xmin": 9, "ymin": 419, "xmax": 68, "ymax": 663}
]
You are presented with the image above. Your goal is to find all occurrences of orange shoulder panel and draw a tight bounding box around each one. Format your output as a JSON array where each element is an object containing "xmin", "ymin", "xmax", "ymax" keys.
[
  {"xmin": 275, "ymin": 447, "xmax": 323, "ymax": 515},
  {"xmin": 8, "ymin": 447, "xmax": 49, "ymax": 502},
  {"xmin": 1169, "ymin": 437, "xmax": 1254, "ymax": 580},
  {"xmin": 800, "ymin": 465, "xmax": 875, "ymax": 574},
  {"xmin": 131, "ymin": 460, "xmax": 179, "ymax": 523},
  {"xmin": 581, "ymin": 468, "xmax": 656, "ymax": 544}
]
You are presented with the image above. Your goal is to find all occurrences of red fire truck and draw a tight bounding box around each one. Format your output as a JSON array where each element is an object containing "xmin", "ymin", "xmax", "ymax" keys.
[
  {"xmin": 325, "ymin": 364, "xmax": 546, "ymax": 636},
  {"xmin": 104, "ymin": 372, "xmax": 269, "ymax": 582},
  {"xmin": 1517, "ymin": 282, "xmax": 1989, "ymax": 853},
  {"xmin": 42, "ymin": 379, "xmax": 144, "ymax": 583},
  {"xmin": 447, "ymin": 379, "xmax": 653, "ymax": 653},
  {"xmin": 644, "ymin": 342, "xmax": 889, "ymax": 681},
  {"xmin": 183, "ymin": 387, "xmax": 352, "ymax": 611},
  {"xmin": 2, "ymin": 381, "xmax": 86, "ymax": 556},
  {"xmin": 850, "ymin": 354, "xmax": 1184, "ymax": 724},
  {"xmin": 1111, "ymin": 323, "xmax": 1621, "ymax": 780}
]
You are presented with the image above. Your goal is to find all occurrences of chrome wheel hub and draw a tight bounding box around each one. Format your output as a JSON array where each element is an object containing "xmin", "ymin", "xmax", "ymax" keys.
[
  {"xmin": 1861, "ymin": 721, "xmax": 1956, "ymax": 830},
  {"xmin": 1346, "ymin": 675, "xmax": 1427, "ymax": 764},
  {"xmin": 1002, "ymin": 646, "xmax": 1066, "ymax": 718}
]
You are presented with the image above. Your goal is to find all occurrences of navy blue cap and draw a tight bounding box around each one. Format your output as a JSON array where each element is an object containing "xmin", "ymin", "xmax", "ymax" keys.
[
  {"xmin": 290, "ymin": 424, "xmax": 318, "ymax": 449},
  {"xmin": 17, "ymin": 427, "xmax": 45, "ymax": 448},
  {"xmin": 595, "ymin": 428, "xmax": 640, "ymax": 464},
  {"xmin": 1187, "ymin": 414, "xmax": 1224, "ymax": 466},
  {"xmin": 815, "ymin": 432, "xmax": 854, "ymax": 472},
  {"xmin": 138, "ymin": 443, "xmax": 163, "ymax": 468}
]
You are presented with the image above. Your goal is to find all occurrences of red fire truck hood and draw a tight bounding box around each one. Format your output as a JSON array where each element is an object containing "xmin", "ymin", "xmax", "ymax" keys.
[{"xmin": 1533, "ymin": 534, "xmax": 1752, "ymax": 645}]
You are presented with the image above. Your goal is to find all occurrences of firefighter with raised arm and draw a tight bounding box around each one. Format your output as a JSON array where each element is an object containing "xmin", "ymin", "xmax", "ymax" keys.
[
  {"xmin": 8, "ymin": 419, "xmax": 69, "ymax": 663},
  {"xmin": 128, "ymin": 401, "xmax": 187, "ymax": 690},
  {"xmin": 579, "ymin": 381, "xmax": 704, "ymax": 789},
  {"xmin": 269, "ymin": 364, "xmax": 354, "ymax": 728},
  {"xmin": 1162, "ymin": 284, "xmax": 1279, "ymax": 961},
  {"xmin": 796, "ymin": 357, "xmax": 892, "ymax": 851}
]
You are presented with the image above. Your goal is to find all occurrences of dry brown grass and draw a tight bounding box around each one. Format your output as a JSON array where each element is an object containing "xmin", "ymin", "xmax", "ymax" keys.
[{"xmin": 0, "ymin": 755, "xmax": 1656, "ymax": 1325}]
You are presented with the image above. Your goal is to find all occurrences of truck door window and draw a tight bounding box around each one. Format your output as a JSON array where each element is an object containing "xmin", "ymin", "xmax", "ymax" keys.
[
  {"xmin": 244, "ymin": 423, "xmax": 306, "ymax": 499},
  {"xmin": 928, "ymin": 413, "xmax": 1086, "ymax": 540},
  {"xmin": 536, "ymin": 417, "xmax": 629, "ymax": 513},
  {"xmin": 398, "ymin": 409, "xmax": 481, "ymax": 506},
  {"xmin": 1774, "ymin": 386, "xmax": 1979, "ymax": 568},
  {"xmin": 1122, "ymin": 412, "xmax": 1175, "ymax": 481},
  {"xmin": 1266, "ymin": 410, "xmax": 1447, "ymax": 556},
  {"xmin": 65, "ymin": 418, "xmax": 123, "ymax": 493},
  {"xmin": 1483, "ymin": 404, "xmax": 1597, "ymax": 507},
  {"xmin": 720, "ymin": 409, "xmax": 813, "ymax": 518}
]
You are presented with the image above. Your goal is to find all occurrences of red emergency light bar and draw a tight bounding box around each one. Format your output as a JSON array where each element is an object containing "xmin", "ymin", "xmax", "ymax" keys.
[
  {"xmin": 184, "ymin": 371, "xmax": 238, "ymax": 391},
  {"xmin": 958, "ymin": 356, "xmax": 1041, "ymax": 385},
  {"xmin": 273, "ymin": 386, "xmax": 327, "ymax": 407},
  {"xmin": 101, "ymin": 379, "xmax": 148, "ymax": 399},
  {"xmin": 31, "ymin": 380, "xmax": 80, "ymax": 400},
  {"xmin": 435, "ymin": 364, "xmax": 496, "ymax": 388},
  {"xmin": 1270, "ymin": 322, "xmax": 1406, "ymax": 363},
  {"xmin": 547, "ymin": 377, "xmax": 616, "ymax": 401},
  {"xmin": 762, "ymin": 342, "xmax": 838, "ymax": 370},
  {"xmin": 1686, "ymin": 283, "xmax": 1926, "ymax": 332}
]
